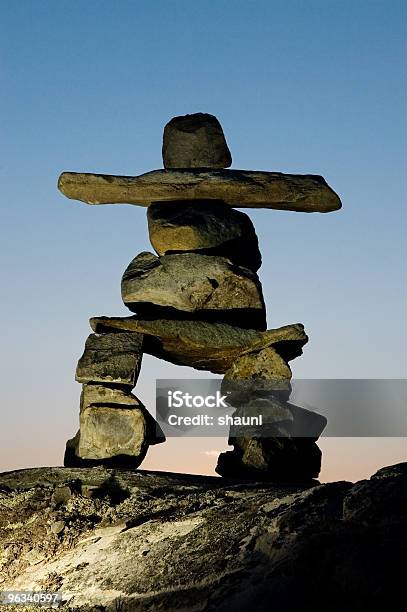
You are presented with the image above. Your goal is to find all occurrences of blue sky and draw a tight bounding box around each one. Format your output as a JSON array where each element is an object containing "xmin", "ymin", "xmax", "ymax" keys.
[{"xmin": 1, "ymin": 0, "xmax": 406, "ymax": 479}]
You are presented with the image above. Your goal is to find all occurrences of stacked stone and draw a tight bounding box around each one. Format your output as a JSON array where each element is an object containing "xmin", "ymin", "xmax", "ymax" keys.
[
  {"xmin": 61, "ymin": 113, "xmax": 341, "ymax": 480},
  {"xmin": 65, "ymin": 331, "xmax": 164, "ymax": 467}
]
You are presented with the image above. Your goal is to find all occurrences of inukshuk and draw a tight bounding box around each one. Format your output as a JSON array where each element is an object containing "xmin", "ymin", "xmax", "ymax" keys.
[{"xmin": 59, "ymin": 113, "xmax": 341, "ymax": 480}]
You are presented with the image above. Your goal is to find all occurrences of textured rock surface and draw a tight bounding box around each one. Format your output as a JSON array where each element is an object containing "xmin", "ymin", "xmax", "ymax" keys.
[
  {"xmin": 216, "ymin": 437, "xmax": 323, "ymax": 481},
  {"xmin": 121, "ymin": 251, "xmax": 266, "ymax": 329},
  {"xmin": 162, "ymin": 113, "xmax": 232, "ymax": 169},
  {"xmin": 79, "ymin": 383, "xmax": 144, "ymax": 410},
  {"xmin": 222, "ymin": 346, "xmax": 292, "ymax": 403},
  {"xmin": 65, "ymin": 386, "xmax": 165, "ymax": 468},
  {"xmin": 1, "ymin": 463, "xmax": 406, "ymax": 611},
  {"xmin": 224, "ymin": 398, "xmax": 327, "ymax": 440},
  {"xmin": 65, "ymin": 405, "xmax": 163, "ymax": 471},
  {"xmin": 75, "ymin": 332, "xmax": 143, "ymax": 387},
  {"xmin": 58, "ymin": 169, "xmax": 342, "ymax": 212},
  {"xmin": 90, "ymin": 317, "xmax": 308, "ymax": 374},
  {"xmin": 216, "ymin": 394, "xmax": 326, "ymax": 481},
  {"xmin": 78, "ymin": 406, "xmax": 148, "ymax": 461},
  {"xmin": 147, "ymin": 199, "xmax": 262, "ymax": 271}
]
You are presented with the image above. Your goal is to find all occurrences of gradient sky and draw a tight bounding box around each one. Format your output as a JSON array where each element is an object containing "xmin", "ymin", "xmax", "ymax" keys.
[{"xmin": 1, "ymin": 0, "xmax": 406, "ymax": 482}]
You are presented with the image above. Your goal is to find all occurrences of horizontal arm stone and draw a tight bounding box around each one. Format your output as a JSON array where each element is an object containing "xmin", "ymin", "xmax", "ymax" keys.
[
  {"xmin": 58, "ymin": 169, "xmax": 342, "ymax": 212},
  {"xmin": 89, "ymin": 316, "xmax": 308, "ymax": 374}
]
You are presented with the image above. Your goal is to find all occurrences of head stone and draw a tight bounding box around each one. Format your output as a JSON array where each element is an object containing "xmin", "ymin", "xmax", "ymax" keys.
[{"xmin": 162, "ymin": 112, "xmax": 232, "ymax": 169}]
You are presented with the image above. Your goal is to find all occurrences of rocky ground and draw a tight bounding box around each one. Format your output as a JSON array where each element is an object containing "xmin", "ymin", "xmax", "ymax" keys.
[{"xmin": 0, "ymin": 463, "xmax": 406, "ymax": 611}]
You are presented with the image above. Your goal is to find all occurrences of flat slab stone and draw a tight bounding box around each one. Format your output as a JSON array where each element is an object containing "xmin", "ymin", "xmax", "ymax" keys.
[
  {"xmin": 121, "ymin": 251, "xmax": 266, "ymax": 330},
  {"xmin": 90, "ymin": 316, "xmax": 308, "ymax": 374},
  {"xmin": 76, "ymin": 332, "xmax": 143, "ymax": 387},
  {"xmin": 58, "ymin": 169, "xmax": 342, "ymax": 212},
  {"xmin": 80, "ymin": 383, "xmax": 145, "ymax": 410}
]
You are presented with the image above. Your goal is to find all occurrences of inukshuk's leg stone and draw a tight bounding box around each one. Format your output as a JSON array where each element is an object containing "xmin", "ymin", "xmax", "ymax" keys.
[
  {"xmin": 65, "ymin": 332, "xmax": 164, "ymax": 468},
  {"xmin": 216, "ymin": 342, "xmax": 327, "ymax": 481},
  {"xmin": 75, "ymin": 332, "xmax": 143, "ymax": 386}
]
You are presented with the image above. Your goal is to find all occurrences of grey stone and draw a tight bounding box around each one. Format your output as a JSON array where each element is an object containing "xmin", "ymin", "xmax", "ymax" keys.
[
  {"xmin": 225, "ymin": 399, "xmax": 294, "ymax": 440},
  {"xmin": 64, "ymin": 430, "xmax": 81, "ymax": 467},
  {"xmin": 121, "ymin": 251, "xmax": 266, "ymax": 329},
  {"xmin": 75, "ymin": 332, "xmax": 143, "ymax": 387},
  {"xmin": 287, "ymin": 403, "xmax": 328, "ymax": 439},
  {"xmin": 51, "ymin": 486, "xmax": 73, "ymax": 506},
  {"xmin": 90, "ymin": 316, "xmax": 308, "ymax": 374},
  {"xmin": 80, "ymin": 383, "xmax": 143, "ymax": 410},
  {"xmin": 343, "ymin": 461, "xmax": 407, "ymax": 524},
  {"xmin": 1, "ymin": 464, "xmax": 406, "ymax": 610},
  {"xmin": 65, "ymin": 388, "xmax": 165, "ymax": 468},
  {"xmin": 50, "ymin": 520, "xmax": 65, "ymax": 535},
  {"xmin": 23, "ymin": 549, "xmax": 46, "ymax": 566},
  {"xmin": 222, "ymin": 346, "xmax": 292, "ymax": 404},
  {"xmin": 225, "ymin": 399, "xmax": 327, "ymax": 441},
  {"xmin": 78, "ymin": 405, "xmax": 148, "ymax": 462},
  {"xmin": 58, "ymin": 168, "xmax": 342, "ymax": 212},
  {"xmin": 162, "ymin": 113, "xmax": 232, "ymax": 169},
  {"xmin": 217, "ymin": 397, "xmax": 326, "ymax": 481},
  {"xmin": 216, "ymin": 436, "xmax": 322, "ymax": 481},
  {"xmin": 147, "ymin": 199, "xmax": 262, "ymax": 271}
]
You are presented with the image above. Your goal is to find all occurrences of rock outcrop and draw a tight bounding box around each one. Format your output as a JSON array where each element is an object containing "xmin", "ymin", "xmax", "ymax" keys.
[{"xmin": 1, "ymin": 463, "xmax": 406, "ymax": 611}]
